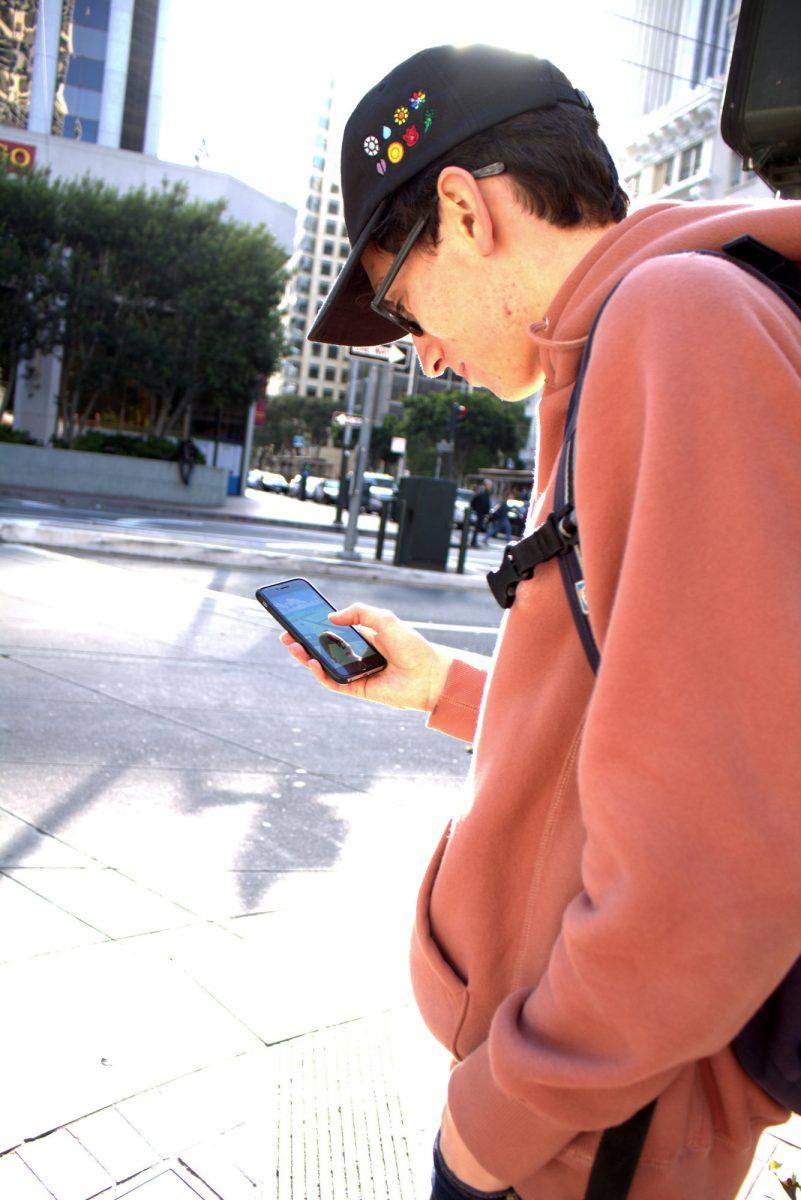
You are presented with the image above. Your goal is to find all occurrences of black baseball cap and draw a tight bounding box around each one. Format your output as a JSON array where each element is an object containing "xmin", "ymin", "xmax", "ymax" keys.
[{"xmin": 307, "ymin": 43, "xmax": 593, "ymax": 347}]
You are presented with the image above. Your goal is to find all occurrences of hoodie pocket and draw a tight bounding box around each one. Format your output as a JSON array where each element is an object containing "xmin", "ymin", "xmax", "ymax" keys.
[{"xmin": 410, "ymin": 822, "xmax": 469, "ymax": 1056}]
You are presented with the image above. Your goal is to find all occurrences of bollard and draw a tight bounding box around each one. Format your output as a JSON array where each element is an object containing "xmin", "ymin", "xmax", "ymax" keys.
[
  {"xmin": 375, "ymin": 498, "xmax": 392, "ymax": 561},
  {"xmin": 456, "ymin": 510, "xmax": 472, "ymax": 574},
  {"xmin": 392, "ymin": 497, "xmax": 408, "ymax": 566}
]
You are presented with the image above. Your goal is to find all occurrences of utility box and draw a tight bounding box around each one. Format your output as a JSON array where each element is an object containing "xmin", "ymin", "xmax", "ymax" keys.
[{"xmin": 394, "ymin": 476, "xmax": 457, "ymax": 570}]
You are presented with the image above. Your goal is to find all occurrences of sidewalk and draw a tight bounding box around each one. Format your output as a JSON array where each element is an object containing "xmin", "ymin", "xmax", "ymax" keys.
[
  {"xmin": 0, "ymin": 541, "xmax": 460, "ymax": 1199},
  {"xmin": 0, "ymin": 485, "xmax": 490, "ymax": 589}
]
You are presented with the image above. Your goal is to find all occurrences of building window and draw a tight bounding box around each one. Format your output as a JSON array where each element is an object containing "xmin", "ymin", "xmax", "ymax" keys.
[
  {"xmin": 652, "ymin": 156, "xmax": 674, "ymax": 191},
  {"xmin": 308, "ymin": 174, "xmax": 322, "ymax": 192},
  {"xmin": 300, "ymin": 235, "xmax": 315, "ymax": 253},
  {"xmin": 327, "ymin": 199, "xmax": 339, "ymax": 214},
  {"xmin": 312, "ymin": 156, "xmax": 325, "ymax": 170},
  {"xmin": 331, "ymin": 182, "xmax": 339, "ymax": 194},
  {"xmin": 325, "ymin": 220, "xmax": 337, "ymax": 236},
  {"xmin": 311, "ymin": 344, "xmax": 321, "ymax": 356},
  {"xmin": 339, "ymin": 242, "xmax": 349, "ymax": 258},
  {"xmin": 307, "ymin": 196, "xmax": 321, "ymax": 214},
  {"xmin": 327, "ymin": 345, "xmax": 338, "ymax": 359},
  {"xmin": 323, "ymin": 388, "xmax": 334, "ymax": 398},
  {"xmin": 325, "ymin": 367, "xmax": 336, "ymax": 381},
  {"xmin": 62, "ymin": 115, "xmax": 99, "ymax": 142},
  {"xmin": 319, "ymin": 281, "xmax": 330, "ymax": 296},
  {"xmin": 323, "ymin": 240, "xmax": 335, "ymax": 256},
  {"xmin": 66, "ymin": 55, "xmax": 105, "ymax": 90},
  {"xmin": 303, "ymin": 214, "xmax": 318, "ymax": 234},
  {"xmin": 678, "ymin": 142, "xmax": 703, "ymax": 181},
  {"xmin": 296, "ymin": 274, "xmax": 310, "ymax": 295},
  {"xmin": 308, "ymin": 365, "xmax": 320, "ymax": 379},
  {"xmin": 320, "ymin": 261, "xmax": 331, "ymax": 277},
  {"xmin": 625, "ymin": 173, "xmax": 640, "ymax": 199}
]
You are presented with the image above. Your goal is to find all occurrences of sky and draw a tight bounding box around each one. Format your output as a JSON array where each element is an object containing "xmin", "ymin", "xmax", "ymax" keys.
[{"xmin": 157, "ymin": 0, "xmax": 641, "ymax": 211}]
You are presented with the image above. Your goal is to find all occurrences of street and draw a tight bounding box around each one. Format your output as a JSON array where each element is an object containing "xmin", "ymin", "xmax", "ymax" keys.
[
  {"xmin": 0, "ymin": 489, "xmax": 510, "ymax": 578},
  {"xmin": 0, "ymin": 534, "xmax": 500, "ymax": 1199}
]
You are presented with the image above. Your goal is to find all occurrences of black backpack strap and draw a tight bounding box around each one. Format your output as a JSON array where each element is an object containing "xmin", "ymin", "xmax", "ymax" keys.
[{"xmin": 584, "ymin": 1101, "xmax": 657, "ymax": 1200}]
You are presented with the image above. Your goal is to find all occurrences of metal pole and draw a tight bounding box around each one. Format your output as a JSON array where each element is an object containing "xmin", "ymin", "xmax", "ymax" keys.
[
  {"xmin": 456, "ymin": 507, "xmax": 472, "ymax": 574},
  {"xmin": 342, "ymin": 363, "xmax": 378, "ymax": 560},
  {"xmin": 238, "ymin": 400, "xmax": 256, "ymax": 495},
  {"xmin": 334, "ymin": 364, "xmax": 359, "ymax": 526}
]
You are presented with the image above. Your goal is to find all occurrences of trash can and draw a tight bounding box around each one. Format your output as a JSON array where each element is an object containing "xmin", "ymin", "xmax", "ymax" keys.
[{"xmin": 394, "ymin": 476, "xmax": 457, "ymax": 570}]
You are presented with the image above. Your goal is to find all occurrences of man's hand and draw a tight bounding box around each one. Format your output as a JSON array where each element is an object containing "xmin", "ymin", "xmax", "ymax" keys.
[
  {"xmin": 279, "ymin": 602, "xmax": 453, "ymax": 713},
  {"xmin": 439, "ymin": 1102, "xmax": 509, "ymax": 1193}
]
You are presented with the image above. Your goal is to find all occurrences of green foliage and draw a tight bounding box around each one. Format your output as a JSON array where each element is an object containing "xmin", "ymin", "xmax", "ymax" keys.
[
  {"xmin": 400, "ymin": 388, "xmax": 529, "ymax": 478},
  {"xmin": 0, "ymin": 170, "xmax": 287, "ymax": 444},
  {"xmin": 0, "ymin": 425, "xmax": 39, "ymax": 444},
  {"xmin": 49, "ymin": 430, "xmax": 206, "ymax": 463},
  {"xmin": 253, "ymin": 394, "xmax": 338, "ymax": 453}
]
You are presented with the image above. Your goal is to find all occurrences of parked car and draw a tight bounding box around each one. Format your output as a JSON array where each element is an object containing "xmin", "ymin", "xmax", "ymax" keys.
[
  {"xmin": 259, "ymin": 470, "xmax": 289, "ymax": 494},
  {"xmin": 313, "ymin": 478, "xmax": 341, "ymax": 504},
  {"xmin": 288, "ymin": 473, "xmax": 325, "ymax": 498},
  {"xmin": 452, "ymin": 487, "xmax": 477, "ymax": 529},
  {"xmin": 508, "ymin": 497, "xmax": 526, "ymax": 536},
  {"xmin": 362, "ymin": 471, "xmax": 397, "ymax": 513}
]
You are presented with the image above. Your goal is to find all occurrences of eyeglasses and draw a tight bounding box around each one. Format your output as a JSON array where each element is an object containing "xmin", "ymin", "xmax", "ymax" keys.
[{"xmin": 369, "ymin": 162, "xmax": 506, "ymax": 339}]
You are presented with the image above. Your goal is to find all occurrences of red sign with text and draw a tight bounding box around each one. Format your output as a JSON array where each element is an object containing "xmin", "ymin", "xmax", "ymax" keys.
[{"xmin": 0, "ymin": 138, "xmax": 36, "ymax": 173}]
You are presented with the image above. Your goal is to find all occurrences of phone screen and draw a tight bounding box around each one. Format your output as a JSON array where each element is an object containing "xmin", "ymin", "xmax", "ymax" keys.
[{"xmin": 256, "ymin": 579, "xmax": 386, "ymax": 682}]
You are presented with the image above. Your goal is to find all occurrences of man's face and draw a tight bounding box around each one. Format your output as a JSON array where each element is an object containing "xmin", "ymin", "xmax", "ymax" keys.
[{"xmin": 361, "ymin": 227, "xmax": 543, "ymax": 403}]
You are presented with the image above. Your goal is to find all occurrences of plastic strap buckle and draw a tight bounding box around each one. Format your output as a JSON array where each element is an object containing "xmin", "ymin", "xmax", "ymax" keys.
[{"xmin": 486, "ymin": 505, "xmax": 578, "ymax": 609}]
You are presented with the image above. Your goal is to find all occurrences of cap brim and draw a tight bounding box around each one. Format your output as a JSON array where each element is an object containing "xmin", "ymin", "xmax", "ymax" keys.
[{"xmin": 306, "ymin": 201, "xmax": 405, "ymax": 347}]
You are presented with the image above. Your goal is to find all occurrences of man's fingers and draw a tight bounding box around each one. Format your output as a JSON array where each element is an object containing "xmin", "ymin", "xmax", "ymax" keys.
[{"xmin": 329, "ymin": 604, "xmax": 396, "ymax": 632}]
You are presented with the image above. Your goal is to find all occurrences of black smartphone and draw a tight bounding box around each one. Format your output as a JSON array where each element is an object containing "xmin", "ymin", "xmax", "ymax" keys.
[{"xmin": 255, "ymin": 577, "xmax": 388, "ymax": 685}]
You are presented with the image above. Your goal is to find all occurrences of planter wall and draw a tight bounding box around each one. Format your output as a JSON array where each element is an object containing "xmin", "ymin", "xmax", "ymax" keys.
[{"xmin": 0, "ymin": 443, "xmax": 228, "ymax": 507}]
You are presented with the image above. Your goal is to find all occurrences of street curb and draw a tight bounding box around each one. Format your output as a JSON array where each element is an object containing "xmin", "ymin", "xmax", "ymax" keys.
[
  {"xmin": 0, "ymin": 520, "xmax": 488, "ymax": 590},
  {"xmin": 0, "ymin": 484, "xmax": 390, "ymax": 539}
]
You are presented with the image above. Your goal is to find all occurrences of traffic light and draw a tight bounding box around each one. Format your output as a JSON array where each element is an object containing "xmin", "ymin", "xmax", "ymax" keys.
[{"xmin": 449, "ymin": 402, "xmax": 468, "ymax": 441}]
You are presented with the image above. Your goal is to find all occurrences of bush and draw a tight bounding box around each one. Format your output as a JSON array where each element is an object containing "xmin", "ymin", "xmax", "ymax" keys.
[
  {"xmin": 0, "ymin": 426, "xmax": 40, "ymax": 445},
  {"xmin": 51, "ymin": 430, "xmax": 206, "ymax": 464}
]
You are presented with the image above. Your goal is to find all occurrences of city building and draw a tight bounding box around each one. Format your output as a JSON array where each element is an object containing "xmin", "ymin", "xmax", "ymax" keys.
[
  {"xmin": 2, "ymin": 0, "xmax": 295, "ymax": 475},
  {"xmin": 618, "ymin": 0, "xmax": 771, "ymax": 209}
]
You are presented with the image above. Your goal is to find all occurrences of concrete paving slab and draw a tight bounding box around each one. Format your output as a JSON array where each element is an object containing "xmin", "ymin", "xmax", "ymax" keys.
[
  {"xmin": 16, "ymin": 1128, "xmax": 114, "ymax": 1200},
  {"xmin": 0, "ymin": 1151, "xmax": 59, "ymax": 1199},
  {"xmin": 0, "ymin": 871, "xmax": 108, "ymax": 963},
  {"xmin": 1, "ymin": 698, "xmax": 276, "ymax": 772},
  {"xmin": 0, "ymin": 808, "xmax": 94, "ymax": 868},
  {"xmin": 4, "ymin": 868, "xmax": 196, "ymax": 939},
  {"xmin": 0, "ymin": 938, "xmax": 262, "ymax": 1152},
  {"xmin": 177, "ymin": 1138, "xmax": 257, "ymax": 1200},
  {"xmin": 69, "ymin": 1109, "xmax": 159, "ymax": 1185},
  {"xmin": 117, "ymin": 1168, "xmax": 214, "ymax": 1198},
  {"xmin": 0, "ymin": 656, "xmax": 106, "ymax": 705},
  {"xmin": 116, "ymin": 1053, "xmax": 271, "ymax": 1159},
  {"xmin": 144, "ymin": 905, "xmax": 414, "ymax": 1044}
]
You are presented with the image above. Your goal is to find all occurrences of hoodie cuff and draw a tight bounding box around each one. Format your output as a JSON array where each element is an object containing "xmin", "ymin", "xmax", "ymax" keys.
[
  {"xmin": 447, "ymin": 1036, "xmax": 574, "ymax": 1187},
  {"xmin": 426, "ymin": 657, "xmax": 487, "ymax": 743}
]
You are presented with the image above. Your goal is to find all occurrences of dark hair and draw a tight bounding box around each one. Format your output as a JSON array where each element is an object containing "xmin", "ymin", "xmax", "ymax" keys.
[{"xmin": 371, "ymin": 102, "xmax": 628, "ymax": 254}]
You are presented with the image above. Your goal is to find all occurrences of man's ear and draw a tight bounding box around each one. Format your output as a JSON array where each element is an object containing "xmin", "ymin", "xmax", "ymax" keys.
[{"xmin": 436, "ymin": 167, "xmax": 495, "ymax": 257}]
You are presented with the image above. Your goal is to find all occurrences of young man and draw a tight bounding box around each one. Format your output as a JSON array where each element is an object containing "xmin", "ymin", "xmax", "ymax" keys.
[
  {"xmin": 283, "ymin": 43, "xmax": 801, "ymax": 1200},
  {"xmin": 469, "ymin": 479, "xmax": 492, "ymax": 547}
]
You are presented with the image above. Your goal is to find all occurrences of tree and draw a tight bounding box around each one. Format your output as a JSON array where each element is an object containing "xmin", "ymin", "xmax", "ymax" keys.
[
  {"xmin": 252, "ymin": 394, "xmax": 338, "ymax": 456},
  {"xmin": 0, "ymin": 171, "xmax": 288, "ymax": 445},
  {"xmin": 400, "ymin": 388, "xmax": 529, "ymax": 478},
  {"xmin": 0, "ymin": 169, "xmax": 67, "ymax": 417}
]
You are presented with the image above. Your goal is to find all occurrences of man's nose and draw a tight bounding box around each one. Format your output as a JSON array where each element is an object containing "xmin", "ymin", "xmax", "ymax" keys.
[{"xmin": 414, "ymin": 334, "xmax": 446, "ymax": 378}]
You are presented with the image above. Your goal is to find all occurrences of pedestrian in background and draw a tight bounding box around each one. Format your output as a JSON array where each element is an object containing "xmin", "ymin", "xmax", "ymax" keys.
[
  {"xmin": 469, "ymin": 478, "xmax": 491, "ymax": 547},
  {"xmin": 282, "ymin": 42, "xmax": 801, "ymax": 1200},
  {"xmin": 483, "ymin": 495, "xmax": 511, "ymax": 544}
]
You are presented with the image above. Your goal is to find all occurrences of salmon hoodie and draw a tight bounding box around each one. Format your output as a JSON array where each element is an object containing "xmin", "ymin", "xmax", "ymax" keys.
[{"xmin": 413, "ymin": 200, "xmax": 801, "ymax": 1200}]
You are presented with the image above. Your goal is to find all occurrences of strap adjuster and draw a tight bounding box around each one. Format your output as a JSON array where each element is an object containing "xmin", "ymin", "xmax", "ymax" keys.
[{"xmin": 486, "ymin": 505, "xmax": 578, "ymax": 609}]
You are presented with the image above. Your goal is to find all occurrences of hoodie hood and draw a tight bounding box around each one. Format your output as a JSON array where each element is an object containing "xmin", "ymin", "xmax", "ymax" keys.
[{"xmin": 531, "ymin": 199, "xmax": 801, "ymax": 490}]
